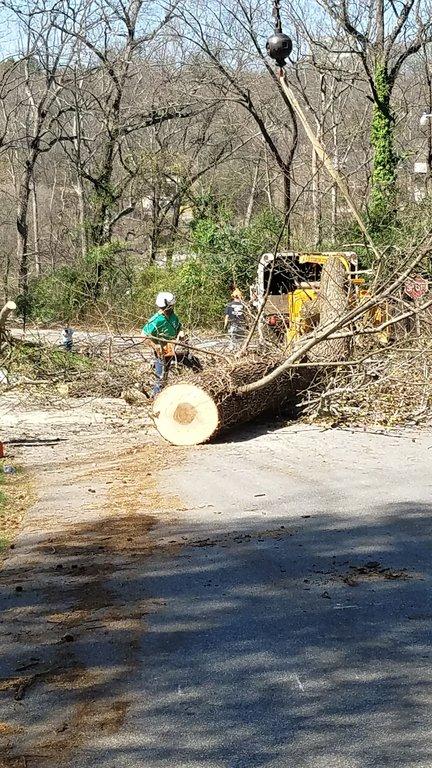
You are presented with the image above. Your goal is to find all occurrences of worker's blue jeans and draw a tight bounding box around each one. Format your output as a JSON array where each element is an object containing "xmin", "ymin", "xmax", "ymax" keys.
[
  {"xmin": 153, "ymin": 356, "xmax": 169, "ymax": 396},
  {"xmin": 151, "ymin": 352, "xmax": 202, "ymax": 397},
  {"xmin": 227, "ymin": 324, "xmax": 246, "ymax": 352}
]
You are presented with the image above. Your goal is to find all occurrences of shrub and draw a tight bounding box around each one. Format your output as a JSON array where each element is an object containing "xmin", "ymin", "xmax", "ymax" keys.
[{"xmin": 24, "ymin": 266, "xmax": 87, "ymax": 323}]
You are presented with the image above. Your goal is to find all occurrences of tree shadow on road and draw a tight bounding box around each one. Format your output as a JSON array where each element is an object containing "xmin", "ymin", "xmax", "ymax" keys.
[{"xmin": 0, "ymin": 501, "xmax": 431, "ymax": 768}]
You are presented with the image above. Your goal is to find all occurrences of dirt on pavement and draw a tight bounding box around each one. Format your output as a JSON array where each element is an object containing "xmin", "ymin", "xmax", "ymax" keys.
[{"xmin": 0, "ymin": 392, "xmax": 184, "ymax": 766}]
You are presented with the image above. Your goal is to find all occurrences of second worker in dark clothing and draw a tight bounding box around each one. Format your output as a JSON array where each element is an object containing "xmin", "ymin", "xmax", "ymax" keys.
[{"xmin": 224, "ymin": 289, "xmax": 247, "ymax": 351}]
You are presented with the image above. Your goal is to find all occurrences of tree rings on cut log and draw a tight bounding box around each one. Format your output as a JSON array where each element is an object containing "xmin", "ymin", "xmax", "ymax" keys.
[
  {"xmin": 152, "ymin": 356, "xmax": 314, "ymax": 446},
  {"xmin": 153, "ymin": 383, "xmax": 219, "ymax": 445}
]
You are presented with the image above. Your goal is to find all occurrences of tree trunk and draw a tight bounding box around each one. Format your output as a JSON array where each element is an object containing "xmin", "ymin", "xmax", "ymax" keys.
[
  {"xmin": 87, "ymin": 125, "xmax": 119, "ymax": 249},
  {"xmin": 331, "ymin": 123, "xmax": 339, "ymax": 242},
  {"xmin": 72, "ymin": 104, "xmax": 88, "ymax": 261},
  {"xmin": 369, "ymin": 61, "xmax": 397, "ymax": 226},
  {"xmin": 166, "ymin": 193, "xmax": 182, "ymax": 265},
  {"xmin": 2, "ymin": 252, "xmax": 11, "ymax": 303},
  {"xmin": 48, "ymin": 166, "xmax": 57, "ymax": 271},
  {"xmin": 17, "ymin": 163, "xmax": 33, "ymax": 296},
  {"xmin": 244, "ymin": 159, "xmax": 260, "ymax": 226},
  {"xmin": 32, "ymin": 181, "xmax": 40, "ymax": 277},
  {"xmin": 153, "ymin": 356, "xmax": 310, "ymax": 445},
  {"xmin": 283, "ymin": 172, "xmax": 291, "ymax": 247},
  {"xmin": 74, "ymin": 177, "xmax": 87, "ymax": 260},
  {"xmin": 311, "ymin": 146, "xmax": 321, "ymax": 247},
  {"xmin": 264, "ymin": 148, "xmax": 274, "ymax": 209},
  {"xmin": 312, "ymin": 111, "xmax": 323, "ymax": 248},
  {"xmin": 89, "ymin": 192, "xmax": 111, "ymax": 248},
  {"xmin": 149, "ymin": 185, "xmax": 161, "ymax": 263},
  {"xmin": 308, "ymin": 257, "xmax": 349, "ymax": 362},
  {"xmin": 0, "ymin": 301, "xmax": 16, "ymax": 347}
]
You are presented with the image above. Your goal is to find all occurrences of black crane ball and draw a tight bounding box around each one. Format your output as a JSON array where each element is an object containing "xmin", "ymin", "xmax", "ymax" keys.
[{"xmin": 266, "ymin": 32, "xmax": 292, "ymax": 67}]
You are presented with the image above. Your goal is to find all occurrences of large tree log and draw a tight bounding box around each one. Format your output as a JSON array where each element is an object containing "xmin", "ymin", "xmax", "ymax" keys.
[
  {"xmin": 308, "ymin": 256, "xmax": 349, "ymax": 362},
  {"xmin": 152, "ymin": 356, "xmax": 312, "ymax": 445}
]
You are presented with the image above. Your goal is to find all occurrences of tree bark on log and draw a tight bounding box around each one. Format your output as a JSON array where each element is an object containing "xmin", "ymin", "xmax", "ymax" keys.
[
  {"xmin": 152, "ymin": 356, "xmax": 313, "ymax": 446},
  {"xmin": 308, "ymin": 256, "xmax": 349, "ymax": 362}
]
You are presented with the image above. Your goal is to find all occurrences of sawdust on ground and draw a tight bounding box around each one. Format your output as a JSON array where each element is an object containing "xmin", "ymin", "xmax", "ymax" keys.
[
  {"xmin": 0, "ymin": 467, "xmax": 36, "ymax": 562},
  {"xmin": 0, "ymin": 437, "xmax": 186, "ymax": 767}
]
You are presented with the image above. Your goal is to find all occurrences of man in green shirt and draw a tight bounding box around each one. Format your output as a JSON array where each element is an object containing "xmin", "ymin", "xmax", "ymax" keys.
[{"xmin": 142, "ymin": 291, "xmax": 182, "ymax": 397}]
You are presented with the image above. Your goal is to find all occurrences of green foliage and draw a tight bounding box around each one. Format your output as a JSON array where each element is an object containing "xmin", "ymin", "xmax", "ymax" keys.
[
  {"xmin": 23, "ymin": 209, "xmax": 286, "ymax": 329},
  {"xmin": 7, "ymin": 343, "xmax": 95, "ymax": 382},
  {"xmin": 369, "ymin": 62, "xmax": 398, "ymax": 229},
  {"xmin": 190, "ymin": 207, "xmax": 285, "ymax": 290},
  {"xmin": 131, "ymin": 207, "xmax": 286, "ymax": 328},
  {"xmin": 190, "ymin": 190, "xmax": 221, "ymax": 222},
  {"xmin": 24, "ymin": 242, "xmax": 134, "ymax": 323},
  {"xmin": 24, "ymin": 266, "xmax": 87, "ymax": 323},
  {"xmin": 132, "ymin": 260, "xmax": 228, "ymax": 329},
  {"xmin": 87, "ymin": 186, "xmax": 117, "ymax": 246},
  {"xmin": 83, "ymin": 242, "xmax": 133, "ymax": 300}
]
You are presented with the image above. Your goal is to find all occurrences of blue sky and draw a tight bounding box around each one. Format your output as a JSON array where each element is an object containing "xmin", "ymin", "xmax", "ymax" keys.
[{"xmin": 0, "ymin": 7, "xmax": 23, "ymax": 59}]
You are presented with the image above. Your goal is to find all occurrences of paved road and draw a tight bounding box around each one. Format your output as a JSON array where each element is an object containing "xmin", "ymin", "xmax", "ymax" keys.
[
  {"xmin": 1, "ymin": 422, "xmax": 432, "ymax": 767},
  {"xmin": 9, "ymin": 326, "xmax": 228, "ymax": 359}
]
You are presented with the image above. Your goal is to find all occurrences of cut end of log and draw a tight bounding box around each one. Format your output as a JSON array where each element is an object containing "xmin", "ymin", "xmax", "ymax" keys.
[{"xmin": 153, "ymin": 383, "xmax": 219, "ymax": 446}]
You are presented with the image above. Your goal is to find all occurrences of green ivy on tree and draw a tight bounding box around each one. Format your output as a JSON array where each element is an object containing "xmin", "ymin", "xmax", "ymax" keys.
[{"xmin": 369, "ymin": 61, "xmax": 398, "ymax": 228}]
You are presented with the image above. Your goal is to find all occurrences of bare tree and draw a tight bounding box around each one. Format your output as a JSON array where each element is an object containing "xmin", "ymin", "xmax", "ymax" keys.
[
  {"xmin": 51, "ymin": 0, "xmax": 207, "ymax": 269},
  {"xmin": 1, "ymin": 0, "xmax": 75, "ymax": 299},
  {"xmin": 289, "ymin": 0, "xmax": 432, "ymax": 224},
  {"xmin": 175, "ymin": 0, "xmax": 299, "ymax": 237}
]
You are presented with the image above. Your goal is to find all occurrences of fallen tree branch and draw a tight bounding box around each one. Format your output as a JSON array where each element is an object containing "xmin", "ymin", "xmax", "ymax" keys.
[
  {"xmin": 301, "ymin": 339, "xmax": 432, "ymax": 426},
  {"xmin": 141, "ymin": 335, "xmax": 230, "ymax": 362},
  {"xmin": 326, "ymin": 296, "xmax": 432, "ymax": 338}
]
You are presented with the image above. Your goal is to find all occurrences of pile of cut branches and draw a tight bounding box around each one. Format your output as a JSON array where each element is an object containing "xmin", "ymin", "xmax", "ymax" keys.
[
  {"xmin": 153, "ymin": 237, "xmax": 432, "ymax": 444},
  {"xmin": 0, "ymin": 338, "xmax": 153, "ymax": 399},
  {"xmin": 302, "ymin": 335, "xmax": 432, "ymax": 427}
]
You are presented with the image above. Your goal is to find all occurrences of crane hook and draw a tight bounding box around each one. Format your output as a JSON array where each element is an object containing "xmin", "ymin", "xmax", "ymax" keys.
[{"xmin": 266, "ymin": 0, "xmax": 292, "ymax": 68}]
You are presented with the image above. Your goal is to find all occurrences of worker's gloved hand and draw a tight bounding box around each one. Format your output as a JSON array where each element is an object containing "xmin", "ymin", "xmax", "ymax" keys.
[{"xmin": 177, "ymin": 331, "xmax": 189, "ymax": 347}]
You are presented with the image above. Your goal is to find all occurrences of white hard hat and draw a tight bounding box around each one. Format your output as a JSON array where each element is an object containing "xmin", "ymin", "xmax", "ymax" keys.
[{"xmin": 156, "ymin": 291, "xmax": 176, "ymax": 309}]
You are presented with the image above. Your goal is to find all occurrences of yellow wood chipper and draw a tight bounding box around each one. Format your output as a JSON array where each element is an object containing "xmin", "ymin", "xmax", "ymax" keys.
[{"xmin": 254, "ymin": 251, "xmax": 388, "ymax": 346}]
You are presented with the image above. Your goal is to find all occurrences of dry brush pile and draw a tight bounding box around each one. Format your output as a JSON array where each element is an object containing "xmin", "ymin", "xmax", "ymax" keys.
[
  {"xmin": 302, "ymin": 336, "xmax": 432, "ymax": 428},
  {"xmin": 0, "ymin": 334, "xmax": 151, "ymax": 401}
]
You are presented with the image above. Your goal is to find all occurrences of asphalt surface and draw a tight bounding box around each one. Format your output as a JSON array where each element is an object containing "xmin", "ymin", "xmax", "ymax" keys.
[
  {"xmin": 9, "ymin": 327, "xmax": 228, "ymax": 359},
  {"xmin": 1, "ymin": 422, "xmax": 432, "ymax": 767}
]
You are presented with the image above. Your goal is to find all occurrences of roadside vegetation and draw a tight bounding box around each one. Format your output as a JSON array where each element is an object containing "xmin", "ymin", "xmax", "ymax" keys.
[{"xmin": 21, "ymin": 208, "xmax": 284, "ymax": 329}]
